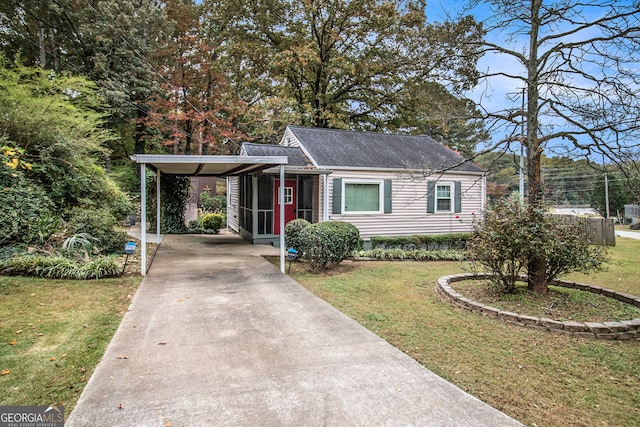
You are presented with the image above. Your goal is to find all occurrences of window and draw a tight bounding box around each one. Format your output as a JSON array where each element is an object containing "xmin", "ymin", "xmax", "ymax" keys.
[
  {"xmin": 345, "ymin": 182, "xmax": 380, "ymax": 212},
  {"xmin": 427, "ymin": 181, "xmax": 462, "ymax": 214},
  {"xmin": 436, "ymin": 184, "xmax": 452, "ymax": 212},
  {"xmin": 279, "ymin": 187, "xmax": 294, "ymax": 205},
  {"xmin": 332, "ymin": 178, "xmax": 392, "ymax": 214}
]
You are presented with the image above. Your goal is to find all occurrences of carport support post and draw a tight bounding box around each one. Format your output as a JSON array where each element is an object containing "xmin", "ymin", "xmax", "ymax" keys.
[
  {"xmin": 156, "ymin": 170, "xmax": 161, "ymax": 245},
  {"xmin": 279, "ymin": 164, "xmax": 285, "ymax": 273},
  {"xmin": 140, "ymin": 164, "xmax": 147, "ymax": 276}
]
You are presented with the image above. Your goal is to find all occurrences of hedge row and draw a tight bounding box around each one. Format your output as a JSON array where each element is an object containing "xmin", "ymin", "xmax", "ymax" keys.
[
  {"xmin": 0, "ymin": 255, "xmax": 122, "ymax": 279},
  {"xmin": 356, "ymin": 248, "xmax": 468, "ymax": 261},
  {"xmin": 370, "ymin": 233, "xmax": 471, "ymax": 251}
]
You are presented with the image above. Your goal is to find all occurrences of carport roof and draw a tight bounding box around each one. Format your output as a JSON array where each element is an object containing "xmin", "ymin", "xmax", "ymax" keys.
[{"xmin": 130, "ymin": 154, "xmax": 288, "ymax": 176}]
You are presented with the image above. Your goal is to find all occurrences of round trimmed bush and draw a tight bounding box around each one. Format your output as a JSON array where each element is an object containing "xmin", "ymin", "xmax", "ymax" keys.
[
  {"xmin": 201, "ymin": 213, "xmax": 225, "ymax": 231},
  {"xmin": 298, "ymin": 221, "xmax": 363, "ymax": 271},
  {"xmin": 284, "ymin": 218, "xmax": 311, "ymax": 254}
]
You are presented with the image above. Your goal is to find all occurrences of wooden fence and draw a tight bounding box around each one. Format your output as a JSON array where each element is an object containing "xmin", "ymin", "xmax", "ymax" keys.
[{"xmin": 553, "ymin": 215, "xmax": 616, "ymax": 246}]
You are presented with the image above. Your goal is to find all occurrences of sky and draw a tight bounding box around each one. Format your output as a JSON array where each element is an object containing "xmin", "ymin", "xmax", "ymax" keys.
[{"xmin": 422, "ymin": 1, "xmax": 640, "ymax": 162}]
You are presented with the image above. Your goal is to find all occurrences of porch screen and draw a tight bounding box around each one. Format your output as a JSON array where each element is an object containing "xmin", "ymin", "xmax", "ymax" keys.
[{"xmin": 345, "ymin": 183, "xmax": 379, "ymax": 212}]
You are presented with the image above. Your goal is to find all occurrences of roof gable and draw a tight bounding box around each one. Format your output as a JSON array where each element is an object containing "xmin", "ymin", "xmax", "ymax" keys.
[
  {"xmin": 286, "ymin": 126, "xmax": 484, "ymax": 173},
  {"xmin": 242, "ymin": 142, "xmax": 311, "ymax": 167}
]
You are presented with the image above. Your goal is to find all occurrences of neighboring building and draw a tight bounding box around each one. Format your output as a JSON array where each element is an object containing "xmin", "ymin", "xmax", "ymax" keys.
[
  {"xmin": 185, "ymin": 177, "xmax": 218, "ymax": 223},
  {"xmin": 228, "ymin": 125, "xmax": 486, "ymax": 246}
]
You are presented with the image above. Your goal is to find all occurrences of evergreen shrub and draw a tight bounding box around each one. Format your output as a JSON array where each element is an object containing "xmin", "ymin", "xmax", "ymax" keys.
[
  {"xmin": 66, "ymin": 208, "xmax": 127, "ymax": 254},
  {"xmin": 284, "ymin": 218, "xmax": 311, "ymax": 254},
  {"xmin": 370, "ymin": 233, "xmax": 471, "ymax": 250},
  {"xmin": 298, "ymin": 221, "xmax": 363, "ymax": 271},
  {"xmin": 201, "ymin": 213, "xmax": 225, "ymax": 231}
]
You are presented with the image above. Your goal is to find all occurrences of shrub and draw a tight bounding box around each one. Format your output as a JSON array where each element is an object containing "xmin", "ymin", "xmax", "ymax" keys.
[
  {"xmin": 356, "ymin": 248, "xmax": 467, "ymax": 261},
  {"xmin": 298, "ymin": 221, "xmax": 363, "ymax": 271},
  {"xmin": 0, "ymin": 161, "xmax": 53, "ymax": 246},
  {"xmin": 62, "ymin": 232, "xmax": 98, "ymax": 260},
  {"xmin": 201, "ymin": 213, "xmax": 225, "ymax": 231},
  {"xmin": 467, "ymin": 200, "xmax": 530, "ymax": 293},
  {"xmin": 284, "ymin": 218, "xmax": 311, "ymax": 254},
  {"xmin": 0, "ymin": 254, "xmax": 121, "ymax": 279},
  {"xmin": 146, "ymin": 175, "xmax": 190, "ymax": 234},
  {"xmin": 66, "ymin": 208, "xmax": 127, "ymax": 254},
  {"xmin": 370, "ymin": 233, "xmax": 471, "ymax": 250},
  {"xmin": 200, "ymin": 192, "xmax": 226, "ymax": 213},
  {"xmin": 467, "ymin": 199, "xmax": 609, "ymax": 294}
]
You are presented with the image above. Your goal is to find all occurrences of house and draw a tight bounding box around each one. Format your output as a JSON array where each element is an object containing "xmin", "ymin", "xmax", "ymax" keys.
[{"xmin": 227, "ymin": 125, "xmax": 486, "ymax": 246}]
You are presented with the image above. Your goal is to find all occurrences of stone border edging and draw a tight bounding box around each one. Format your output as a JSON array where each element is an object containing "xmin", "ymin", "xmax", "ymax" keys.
[{"xmin": 436, "ymin": 273, "xmax": 640, "ymax": 340}]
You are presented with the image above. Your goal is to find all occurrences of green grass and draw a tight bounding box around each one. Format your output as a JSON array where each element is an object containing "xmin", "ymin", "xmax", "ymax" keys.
[
  {"xmin": 284, "ymin": 237, "xmax": 640, "ymax": 426},
  {"xmin": 0, "ymin": 275, "xmax": 141, "ymax": 412}
]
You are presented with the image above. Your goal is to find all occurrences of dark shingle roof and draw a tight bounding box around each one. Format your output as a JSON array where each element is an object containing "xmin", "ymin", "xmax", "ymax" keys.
[
  {"xmin": 242, "ymin": 142, "xmax": 311, "ymax": 167},
  {"xmin": 288, "ymin": 126, "xmax": 484, "ymax": 173}
]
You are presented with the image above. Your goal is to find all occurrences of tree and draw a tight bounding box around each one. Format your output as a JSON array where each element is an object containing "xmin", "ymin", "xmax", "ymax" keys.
[
  {"xmin": 203, "ymin": 0, "xmax": 484, "ymax": 135},
  {"xmin": 0, "ymin": 0, "xmax": 169, "ymax": 155},
  {"xmin": 468, "ymin": 199, "xmax": 609, "ymax": 294},
  {"xmin": 590, "ymin": 173, "xmax": 634, "ymax": 218},
  {"xmin": 0, "ymin": 60, "xmax": 115, "ymax": 210},
  {"xmin": 461, "ymin": 0, "xmax": 640, "ymax": 293},
  {"xmin": 145, "ymin": 0, "xmax": 245, "ymax": 155}
]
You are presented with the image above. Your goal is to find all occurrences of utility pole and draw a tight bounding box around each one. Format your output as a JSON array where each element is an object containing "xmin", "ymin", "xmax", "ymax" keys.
[
  {"xmin": 519, "ymin": 87, "xmax": 525, "ymax": 203},
  {"xmin": 604, "ymin": 151, "xmax": 610, "ymax": 219}
]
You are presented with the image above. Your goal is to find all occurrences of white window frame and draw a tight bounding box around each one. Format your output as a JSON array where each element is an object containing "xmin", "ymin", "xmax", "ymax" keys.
[
  {"xmin": 436, "ymin": 182, "xmax": 454, "ymax": 213},
  {"xmin": 279, "ymin": 186, "xmax": 294, "ymax": 205},
  {"xmin": 342, "ymin": 179, "xmax": 384, "ymax": 214}
]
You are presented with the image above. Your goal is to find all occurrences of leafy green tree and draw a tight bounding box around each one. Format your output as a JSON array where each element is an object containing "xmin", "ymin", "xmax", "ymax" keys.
[
  {"xmin": 0, "ymin": 60, "xmax": 131, "ymax": 253},
  {"xmin": 203, "ymin": 0, "xmax": 483, "ymax": 132},
  {"xmin": 0, "ymin": 61, "xmax": 116, "ymax": 209},
  {"xmin": 590, "ymin": 173, "xmax": 633, "ymax": 218},
  {"xmin": 0, "ymin": 0, "xmax": 169, "ymax": 155}
]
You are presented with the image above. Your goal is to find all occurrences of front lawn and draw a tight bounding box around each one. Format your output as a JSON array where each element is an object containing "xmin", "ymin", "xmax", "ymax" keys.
[
  {"xmin": 0, "ymin": 276, "xmax": 141, "ymax": 413},
  {"xmin": 285, "ymin": 237, "xmax": 640, "ymax": 426}
]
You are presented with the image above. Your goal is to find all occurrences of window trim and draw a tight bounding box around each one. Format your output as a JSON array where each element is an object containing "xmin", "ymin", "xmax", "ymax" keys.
[
  {"xmin": 435, "ymin": 182, "xmax": 454, "ymax": 213},
  {"xmin": 342, "ymin": 179, "xmax": 384, "ymax": 214}
]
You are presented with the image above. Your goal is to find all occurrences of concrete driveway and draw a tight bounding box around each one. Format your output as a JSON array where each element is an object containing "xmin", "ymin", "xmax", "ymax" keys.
[
  {"xmin": 67, "ymin": 232, "xmax": 521, "ymax": 426},
  {"xmin": 616, "ymin": 230, "xmax": 640, "ymax": 240}
]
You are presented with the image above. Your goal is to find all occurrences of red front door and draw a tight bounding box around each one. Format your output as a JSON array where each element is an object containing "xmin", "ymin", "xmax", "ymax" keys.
[{"xmin": 274, "ymin": 179, "xmax": 297, "ymax": 235}]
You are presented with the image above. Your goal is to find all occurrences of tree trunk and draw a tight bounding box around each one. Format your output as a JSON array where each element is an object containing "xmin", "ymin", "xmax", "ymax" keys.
[
  {"xmin": 134, "ymin": 105, "xmax": 148, "ymax": 154},
  {"xmin": 526, "ymin": 0, "xmax": 548, "ymax": 293}
]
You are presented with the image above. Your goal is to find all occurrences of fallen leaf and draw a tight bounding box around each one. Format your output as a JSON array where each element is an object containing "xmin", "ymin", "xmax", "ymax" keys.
[
  {"xmin": 15, "ymin": 330, "xmax": 22, "ymax": 334},
  {"xmin": 36, "ymin": 333, "xmax": 44, "ymax": 337},
  {"xmin": 10, "ymin": 340, "xmax": 16, "ymax": 346},
  {"xmin": 158, "ymin": 342, "xmax": 167, "ymax": 345},
  {"xmin": 177, "ymin": 299, "xmax": 183, "ymax": 303},
  {"xmin": 164, "ymin": 421, "xmax": 173, "ymax": 426},
  {"xmin": 2, "ymin": 369, "xmax": 10, "ymax": 375},
  {"xmin": 117, "ymin": 355, "xmax": 129, "ymax": 360},
  {"xmin": 49, "ymin": 357, "xmax": 56, "ymax": 361}
]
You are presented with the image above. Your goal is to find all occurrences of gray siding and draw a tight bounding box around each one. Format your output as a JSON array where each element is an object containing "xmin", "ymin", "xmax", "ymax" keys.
[
  {"xmin": 327, "ymin": 170, "xmax": 484, "ymax": 240},
  {"xmin": 227, "ymin": 176, "xmax": 240, "ymax": 232}
]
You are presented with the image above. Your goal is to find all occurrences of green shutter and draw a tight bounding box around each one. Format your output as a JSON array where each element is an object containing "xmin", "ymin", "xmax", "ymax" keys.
[
  {"xmin": 384, "ymin": 179, "xmax": 392, "ymax": 213},
  {"xmin": 427, "ymin": 181, "xmax": 435, "ymax": 213},
  {"xmin": 332, "ymin": 178, "xmax": 342, "ymax": 214},
  {"xmin": 454, "ymin": 181, "xmax": 462, "ymax": 213}
]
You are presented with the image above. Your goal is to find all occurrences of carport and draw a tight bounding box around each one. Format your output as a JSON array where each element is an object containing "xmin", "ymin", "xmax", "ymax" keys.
[{"xmin": 130, "ymin": 154, "xmax": 289, "ymax": 275}]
